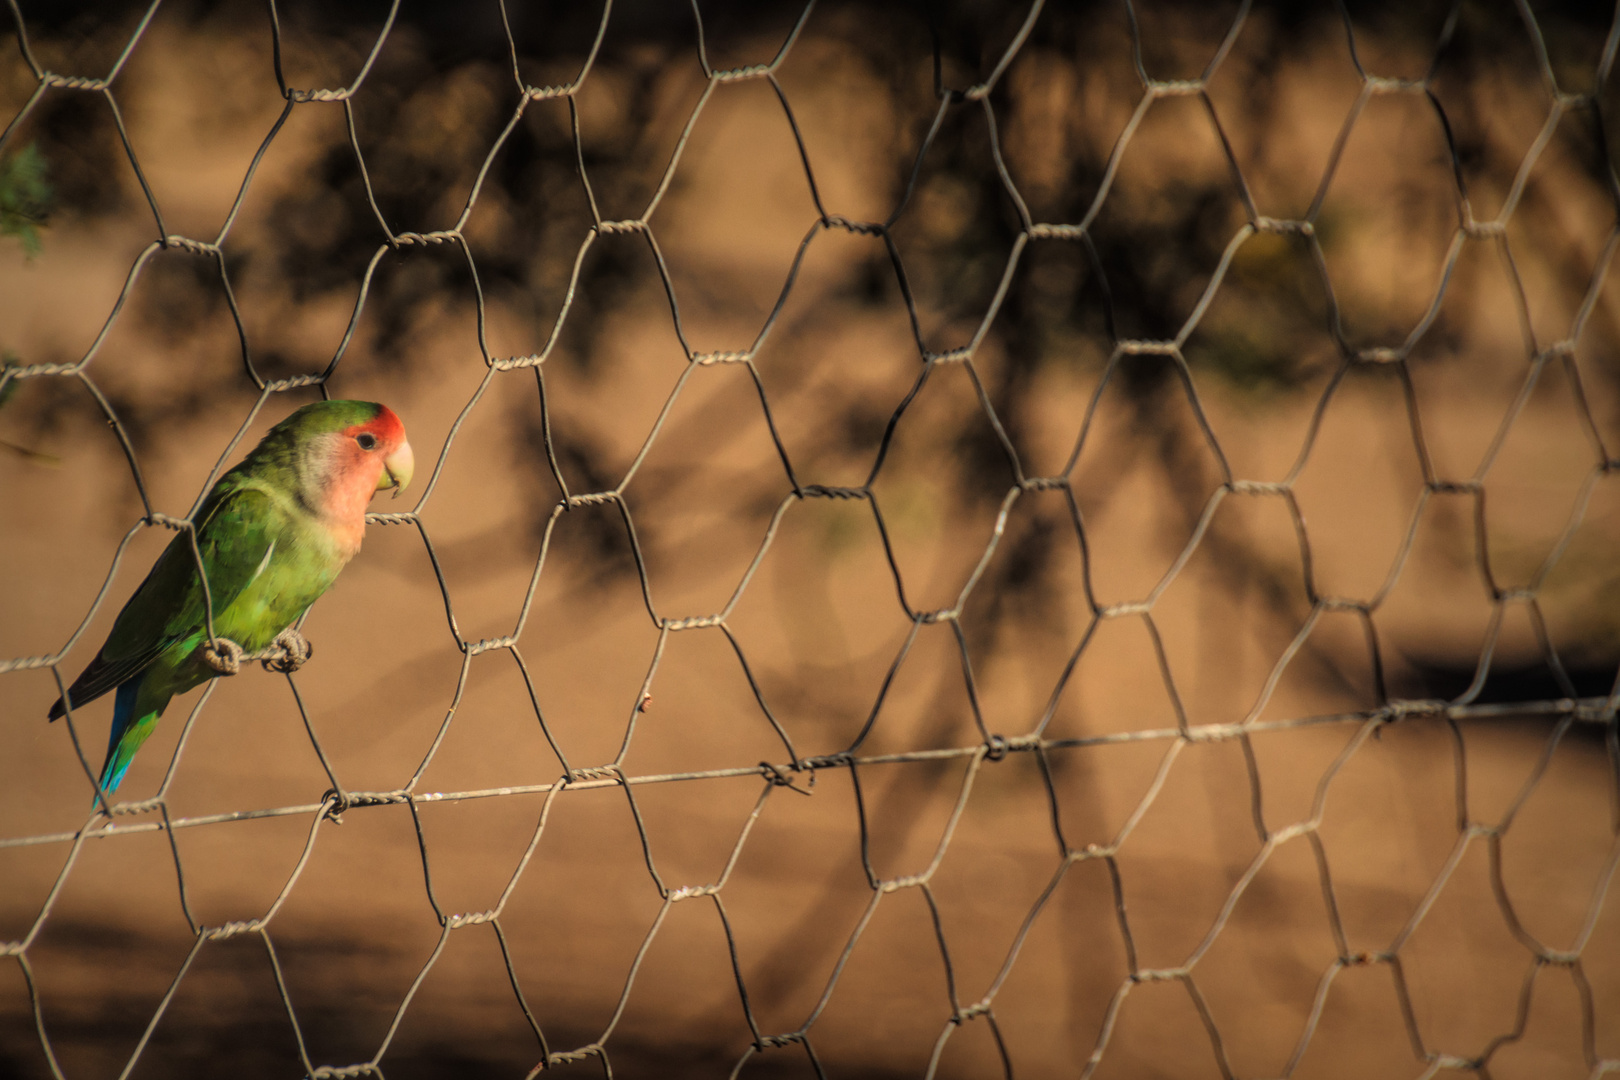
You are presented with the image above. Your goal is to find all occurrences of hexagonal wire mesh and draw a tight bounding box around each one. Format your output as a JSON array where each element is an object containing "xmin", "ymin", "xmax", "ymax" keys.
[{"xmin": 2, "ymin": 0, "xmax": 1620, "ymax": 1077}]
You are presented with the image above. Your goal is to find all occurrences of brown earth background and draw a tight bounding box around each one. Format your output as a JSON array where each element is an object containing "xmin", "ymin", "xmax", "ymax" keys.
[{"xmin": 3, "ymin": 1, "xmax": 1620, "ymax": 1077}]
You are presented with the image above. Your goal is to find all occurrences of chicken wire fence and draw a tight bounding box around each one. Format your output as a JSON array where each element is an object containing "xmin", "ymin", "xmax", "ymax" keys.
[{"xmin": 2, "ymin": 0, "xmax": 1620, "ymax": 1077}]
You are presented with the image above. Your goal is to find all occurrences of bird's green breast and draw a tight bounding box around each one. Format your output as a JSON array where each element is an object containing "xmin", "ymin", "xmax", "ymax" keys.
[
  {"xmin": 137, "ymin": 486, "xmax": 355, "ymax": 704},
  {"xmin": 212, "ymin": 499, "xmax": 350, "ymax": 651}
]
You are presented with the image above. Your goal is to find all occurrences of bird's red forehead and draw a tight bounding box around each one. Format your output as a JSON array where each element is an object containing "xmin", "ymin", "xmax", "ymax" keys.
[{"xmin": 342, "ymin": 405, "xmax": 405, "ymax": 445}]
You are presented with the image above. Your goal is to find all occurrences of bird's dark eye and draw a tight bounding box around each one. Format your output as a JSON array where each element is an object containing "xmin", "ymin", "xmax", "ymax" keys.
[{"xmin": 355, "ymin": 433, "xmax": 378, "ymax": 451}]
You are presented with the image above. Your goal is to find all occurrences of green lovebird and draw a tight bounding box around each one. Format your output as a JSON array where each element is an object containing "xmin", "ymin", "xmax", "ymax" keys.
[{"xmin": 47, "ymin": 400, "xmax": 414, "ymax": 795}]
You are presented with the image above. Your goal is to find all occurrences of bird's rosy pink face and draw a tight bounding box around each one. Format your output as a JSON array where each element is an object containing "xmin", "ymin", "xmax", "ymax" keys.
[
  {"xmin": 338, "ymin": 406, "xmax": 414, "ymax": 500},
  {"xmin": 303, "ymin": 405, "xmax": 414, "ymax": 548}
]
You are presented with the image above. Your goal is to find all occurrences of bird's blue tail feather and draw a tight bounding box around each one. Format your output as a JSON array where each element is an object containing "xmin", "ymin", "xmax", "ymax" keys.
[{"xmin": 98, "ymin": 680, "xmax": 146, "ymax": 796}]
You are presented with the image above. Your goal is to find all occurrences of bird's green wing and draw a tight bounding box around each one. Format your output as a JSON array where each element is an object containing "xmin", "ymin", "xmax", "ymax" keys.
[{"xmin": 51, "ymin": 487, "xmax": 279, "ymax": 716}]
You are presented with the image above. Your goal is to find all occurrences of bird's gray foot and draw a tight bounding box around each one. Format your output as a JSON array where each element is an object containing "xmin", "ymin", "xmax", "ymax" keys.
[
  {"xmin": 202, "ymin": 636, "xmax": 246, "ymax": 676},
  {"xmin": 262, "ymin": 627, "xmax": 314, "ymax": 673}
]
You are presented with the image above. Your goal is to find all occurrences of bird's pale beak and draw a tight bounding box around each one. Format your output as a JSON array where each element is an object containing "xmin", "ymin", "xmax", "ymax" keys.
[{"xmin": 378, "ymin": 440, "xmax": 415, "ymax": 498}]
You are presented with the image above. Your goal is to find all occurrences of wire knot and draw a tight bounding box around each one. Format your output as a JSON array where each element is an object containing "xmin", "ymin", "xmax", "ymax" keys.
[
  {"xmin": 567, "ymin": 765, "xmax": 622, "ymax": 782},
  {"xmin": 321, "ymin": 788, "xmax": 353, "ymax": 824},
  {"xmin": 445, "ymin": 910, "xmax": 496, "ymax": 929},
  {"xmin": 760, "ymin": 762, "xmax": 812, "ymax": 795},
  {"xmin": 203, "ymin": 919, "xmax": 260, "ymax": 941}
]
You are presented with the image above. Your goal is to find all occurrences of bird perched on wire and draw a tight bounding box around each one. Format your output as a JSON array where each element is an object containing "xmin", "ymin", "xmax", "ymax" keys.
[{"xmin": 47, "ymin": 400, "xmax": 414, "ymax": 797}]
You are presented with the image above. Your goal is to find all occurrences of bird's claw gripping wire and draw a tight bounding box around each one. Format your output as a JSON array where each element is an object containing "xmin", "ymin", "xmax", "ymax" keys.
[
  {"xmin": 262, "ymin": 627, "xmax": 313, "ymax": 673},
  {"xmin": 200, "ymin": 628, "xmax": 313, "ymax": 675},
  {"xmin": 202, "ymin": 636, "xmax": 246, "ymax": 675}
]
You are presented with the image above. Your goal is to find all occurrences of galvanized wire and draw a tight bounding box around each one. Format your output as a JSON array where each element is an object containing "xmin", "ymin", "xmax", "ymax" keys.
[{"xmin": 3, "ymin": 0, "xmax": 1620, "ymax": 1077}]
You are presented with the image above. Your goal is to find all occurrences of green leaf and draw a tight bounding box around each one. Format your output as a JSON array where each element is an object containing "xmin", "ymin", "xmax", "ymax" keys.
[
  {"xmin": 0, "ymin": 142, "xmax": 52, "ymax": 259},
  {"xmin": 0, "ymin": 437, "xmax": 60, "ymax": 466}
]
